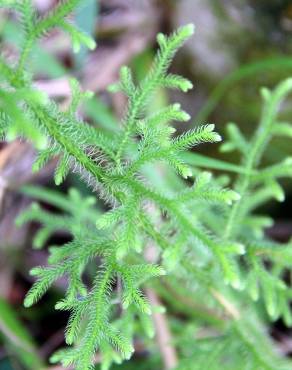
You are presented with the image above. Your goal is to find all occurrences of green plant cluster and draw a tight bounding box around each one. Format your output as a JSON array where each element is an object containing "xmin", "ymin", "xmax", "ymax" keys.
[{"xmin": 1, "ymin": 1, "xmax": 292, "ymax": 369}]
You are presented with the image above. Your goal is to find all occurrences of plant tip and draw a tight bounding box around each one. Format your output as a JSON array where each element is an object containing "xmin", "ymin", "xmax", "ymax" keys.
[{"xmin": 183, "ymin": 23, "xmax": 195, "ymax": 36}]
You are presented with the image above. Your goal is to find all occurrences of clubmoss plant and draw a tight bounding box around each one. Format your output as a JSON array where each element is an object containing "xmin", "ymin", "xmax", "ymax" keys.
[{"xmin": 1, "ymin": 1, "xmax": 292, "ymax": 370}]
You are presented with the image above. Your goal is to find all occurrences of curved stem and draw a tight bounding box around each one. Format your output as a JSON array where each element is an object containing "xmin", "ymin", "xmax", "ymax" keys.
[
  {"xmin": 194, "ymin": 57, "xmax": 292, "ymax": 125},
  {"xmin": 224, "ymin": 79, "xmax": 292, "ymax": 240}
]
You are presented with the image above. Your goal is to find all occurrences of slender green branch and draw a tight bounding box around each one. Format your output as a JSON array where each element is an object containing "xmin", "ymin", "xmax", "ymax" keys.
[{"xmin": 224, "ymin": 79, "xmax": 292, "ymax": 239}]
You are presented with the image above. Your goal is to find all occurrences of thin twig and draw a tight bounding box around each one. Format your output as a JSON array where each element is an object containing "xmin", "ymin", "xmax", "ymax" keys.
[
  {"xmin": 145, "ymin": 287, "xmax": 178, "ymax": 370},
  {"xmin": 144, "ymin": 228, "xmax": 178, "ymax": 370},
  {"xmin": 210, "ymin": 289, "xmax": 240, "ymax": 320}
]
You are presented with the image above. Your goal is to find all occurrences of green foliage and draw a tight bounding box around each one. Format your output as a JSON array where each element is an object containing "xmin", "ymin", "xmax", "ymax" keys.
[
  {"xmin": 0, "ymin": 298, "xmax": 44, "ymax": 369},
  {"xmin": 1, "ymin": 1, "xmax": 292, "ymax": 370},
  {"xmin": 176, "ymin": 313, "xmax": 292, "ymax": 370}
]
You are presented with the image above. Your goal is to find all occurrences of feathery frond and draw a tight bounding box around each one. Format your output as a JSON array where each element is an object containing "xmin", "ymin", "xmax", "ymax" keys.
[{"xmin": 2, "ymin": 2, "xmax": 292, "ymax": 369}]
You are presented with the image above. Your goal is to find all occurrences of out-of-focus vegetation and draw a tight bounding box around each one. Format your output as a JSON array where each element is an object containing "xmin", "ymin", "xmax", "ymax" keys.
[{"xmin": 0, "ymin": 1, "xmax": 292, "ymax": 369}]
